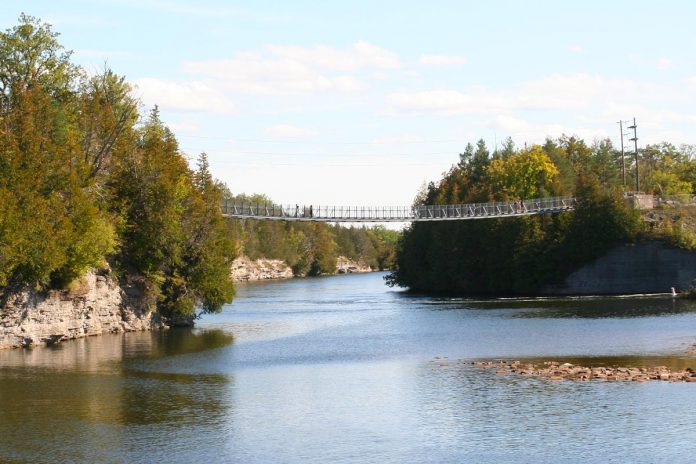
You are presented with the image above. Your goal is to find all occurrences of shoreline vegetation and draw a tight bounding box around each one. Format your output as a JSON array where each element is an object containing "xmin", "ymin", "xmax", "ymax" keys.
[
  {"xmin": 0, "ymin": 15, "xmax": 398, "ymax": 329},
  {"xmin": 3, "ymin": 14, "xmax": 696, "ymax": 353},
  {"xmin": 387, "ymin": 136, "xmax": 696, "ymax": 296},
  {"xmin": 0, "ymin": 15, "xmax": 236, "ymax": 324}
]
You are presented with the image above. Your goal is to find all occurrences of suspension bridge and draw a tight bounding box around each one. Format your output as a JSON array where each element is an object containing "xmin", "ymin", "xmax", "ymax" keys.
[{"xmin": 221, "ymin": 196, "xmax": 576, "ymax": 222}]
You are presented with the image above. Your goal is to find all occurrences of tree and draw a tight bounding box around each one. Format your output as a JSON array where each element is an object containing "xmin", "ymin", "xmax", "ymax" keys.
[
  {"xmin": 458, "ymin": 143, "xmax": 474, "ymax": 169},
  {"xmin": 486, "ymin": 146, "xmax": 559, "ymax": 199},
  {"xmin": 181, "ymin": 153, "xmax": 236, "ymax": 314},
  {"xmin": 470, "ymin": 138, "xmax": 490, "ymax": 184},
  {"xmin": 388, "ymin": 135, "xmax": 645, "ymax": 296},
  {"xmin": 79, "ymin": 69, "xmax": 138, "ymax": 182},
  {"xmin": 498, "ymin": 137, "xmax": 516, "ymax": 159},
  {"xmin": 0, "ymin": 14, "xmax": 79, "ymax": 111},
  {"xmin": 0, "ymin": 60, "xmax": 115, "ymax": 291}
]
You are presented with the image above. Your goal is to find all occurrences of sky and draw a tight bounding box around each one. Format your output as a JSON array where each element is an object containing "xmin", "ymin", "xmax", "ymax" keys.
[{"xmin": 3, "ymin": 1, "xmax": 696, "ymax": 206}]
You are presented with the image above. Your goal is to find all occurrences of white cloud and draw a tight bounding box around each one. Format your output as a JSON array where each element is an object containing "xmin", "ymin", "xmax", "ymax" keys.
[
  {"xmin": 182, "ymin": 41, "xmax": 399, "ymax": 96},
  {"xmin": 568, "ymin": 44, "xmax": 585, "ymax": 54},
  {"xmin": 132, "ymin": 78, "xmax": 235, "ymax": 114},
  {"xmin": 516, "ymin": 73, "xmax": 611, "ymax": 111},
  {"xmin": 383, "ymin": 72, "xmax": 696, "ymax": 146},
  {"xmin": 386, "ymin": 73, "xmax": 671, "ymax": 116},
  {"xmin": 167, "ymin": 120, "xmax": 202, "ymax": 133},
  {"xmin": 657, "ymin": 58, "xmax": 674, "ymax": 70},
  {"xmin": 386, "ymin": 89, "xmax": 509, "ymax": 115},
  {"xmin": 266, "ymin": 41, "xmax": 400, "ymax": 71},
  {"xmin": 484, "ymin": 115, "xmax": 608, "ymax": 144},
  {"xmin": 264, "ymin": 124, "xmax": 319, "ymax": 138},
  {"xmin": 372, "ymin": 134, "xmax": 424, "ymax": 144},
  {"xmin": 419, "ymin": 54, "xmax": 467, "ymax": 66}
]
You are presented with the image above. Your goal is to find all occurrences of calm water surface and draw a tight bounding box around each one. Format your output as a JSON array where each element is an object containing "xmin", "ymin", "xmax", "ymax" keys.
[{"xmin": 2, "ymin": 272, "xmax": 696, "ymax": 463}]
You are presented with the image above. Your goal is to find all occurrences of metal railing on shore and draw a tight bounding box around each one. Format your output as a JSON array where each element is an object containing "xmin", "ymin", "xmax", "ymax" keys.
[{"xmin": 221, "ymin": 196, "xmax": 576, "ymax": 223}]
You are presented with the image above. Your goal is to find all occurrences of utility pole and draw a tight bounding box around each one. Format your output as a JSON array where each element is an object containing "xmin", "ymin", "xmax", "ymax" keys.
[
  {"xmin": 628, "ymin": 118, "xmax": 639, "ymax": 191},
  {"xmin": 617, "ymin": 120, "xmax": 627, "ymax": 186}
]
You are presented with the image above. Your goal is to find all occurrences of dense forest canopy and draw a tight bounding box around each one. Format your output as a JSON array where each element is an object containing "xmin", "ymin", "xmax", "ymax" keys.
[
  {"xmin": 0, "ymin": 15, "xmax": 399, "ymax": 317},
  {"xmin": 388, "ymin": 136, "xmax": 696, "ymax": 294},
  {"xmin": 0, "ymin": 14, "xmax": 236, "ymax": 317}
]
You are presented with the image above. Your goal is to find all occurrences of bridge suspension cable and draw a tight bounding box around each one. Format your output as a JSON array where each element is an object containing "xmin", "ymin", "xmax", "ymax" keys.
[{"xmin": 221, "ymin": 196, "xmax": 576, "ymax": 223}]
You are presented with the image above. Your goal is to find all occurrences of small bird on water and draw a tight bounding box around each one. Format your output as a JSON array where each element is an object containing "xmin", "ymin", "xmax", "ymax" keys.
[{"xmin": 671, "ymin": 287, "xmax": 677, "ymax": 297}]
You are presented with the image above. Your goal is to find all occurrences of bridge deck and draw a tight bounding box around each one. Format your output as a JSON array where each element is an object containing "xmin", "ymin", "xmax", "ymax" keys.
[{"xmin": 222, "ymin": 196, "xmax": 575, "ymax": 222}]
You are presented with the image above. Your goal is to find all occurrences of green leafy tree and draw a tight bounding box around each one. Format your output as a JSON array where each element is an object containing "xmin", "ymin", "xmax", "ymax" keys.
[
  {"xmin": 388, "ymin": 136, "xmax": 645, "ymax": 295},
  {"xmin": 0, "ymin": 13, "xmax": 80, "ymax": 110},
  {"xmin": 486, "ymin": 146, "xmax": 559, "ymax": 199}
]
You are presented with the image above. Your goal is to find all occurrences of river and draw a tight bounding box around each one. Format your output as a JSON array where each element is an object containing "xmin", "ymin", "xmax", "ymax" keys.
[{"xmin": 1, "ymin": 272, "xmax": 696, "ymax": 463}]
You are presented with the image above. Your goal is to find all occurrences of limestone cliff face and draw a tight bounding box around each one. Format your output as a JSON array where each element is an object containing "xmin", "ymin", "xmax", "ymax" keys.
[
  {"xmin": 335, "ymin": 256, "xmax": 372, "ymax": 274},
  {"xmin": 231, "ymin": 255, "xmax": 373, "ymax": 282},
  {"xmin": 543, "ymin": 241, "xmax": 696, "ymax": 295},
  {"xmin": 0, "ymin": 271, "xmax": 179, "ymax": 350},
  {"xmin": 231, "ymin": 256, "xmax": 294, "ymax": 282}
]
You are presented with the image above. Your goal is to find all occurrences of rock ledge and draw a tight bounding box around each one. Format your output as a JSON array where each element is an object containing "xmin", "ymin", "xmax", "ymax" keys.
[
  {"xmin": 472, "ymin": 359, "xmax": 696, "ymax": 382},
  {"xmin": 0, "ymin": 271, "xmax": 180, "ymax": 350}
]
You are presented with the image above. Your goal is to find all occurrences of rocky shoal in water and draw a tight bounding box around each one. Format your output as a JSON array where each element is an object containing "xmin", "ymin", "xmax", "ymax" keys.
[{"xmin": 471, "ymin": 359, "xmax": 696, "ymax": 382}]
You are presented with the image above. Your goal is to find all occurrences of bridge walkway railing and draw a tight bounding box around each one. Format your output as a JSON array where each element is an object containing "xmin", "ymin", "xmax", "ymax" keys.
[{"xmin": 221, "ymin": 196, "xmax": 575, "ymax": 222}]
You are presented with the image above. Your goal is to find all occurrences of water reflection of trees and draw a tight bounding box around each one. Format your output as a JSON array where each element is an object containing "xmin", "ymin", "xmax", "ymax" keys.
[
  {"xmin": 0, "ymin": 329, "xmax": 234, "ymax": 462},
  {"xmin": 0, "ymin": 328, "xmax": 233, "ymax": 370}
]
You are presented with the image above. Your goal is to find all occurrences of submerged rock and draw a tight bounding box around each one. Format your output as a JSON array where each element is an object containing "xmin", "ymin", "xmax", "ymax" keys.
[{"xmin": 471, "ymin": 359, "xmax": 696, "ymax": 383}]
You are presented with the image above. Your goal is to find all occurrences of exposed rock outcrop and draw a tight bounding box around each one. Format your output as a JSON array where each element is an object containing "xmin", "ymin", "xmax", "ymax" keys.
[
  {"xmin": 543, "ymin": 241, "xmax": 696, "ymax": 295},
  {"xmin": 471, "ymin": 359, "xmax": 696, "ymax": 383},
  {"xmin": 0, "ymin": 271, "xmax": 179, "ymax": 350},
  {"xmin": 231, "ymin": 255, "xmax": 374, "ymax": 282},
  {"xmin": 231, "ymin": 256, "xmax": 294, "ymax": 282},
  {"xmin": 335, "ymin": 256, "xmax": 372, "ymax": 274}
]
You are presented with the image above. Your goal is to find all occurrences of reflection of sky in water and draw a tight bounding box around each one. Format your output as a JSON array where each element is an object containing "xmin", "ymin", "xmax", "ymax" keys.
[{"xmin": 2, "ymin": 272, "xmax": 696, "ymax": 463}]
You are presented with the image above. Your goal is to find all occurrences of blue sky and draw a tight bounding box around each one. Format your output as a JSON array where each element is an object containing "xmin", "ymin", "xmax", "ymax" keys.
[{"xmin": 3, "ymin": 1, "xmax": 696, "ymax": 205}]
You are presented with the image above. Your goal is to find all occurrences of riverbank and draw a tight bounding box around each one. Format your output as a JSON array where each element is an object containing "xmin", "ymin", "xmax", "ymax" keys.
[
  {"xmin": 231, "ymin": 255, "xmax": 373, "ymax": 282},
  {"xmin": 0, "ymin": 271, "xmax": 188, "ymax": 350},
  {"xmin": 0, "ymin": 256, "xmax": 375, "ymax": 349}
]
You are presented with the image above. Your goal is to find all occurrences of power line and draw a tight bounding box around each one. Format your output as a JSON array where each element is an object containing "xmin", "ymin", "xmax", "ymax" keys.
[
  {"xmin": 181, "ymin": 149, "xmax": 459, "ymax": 157},
  {"xmin": 618, "ymin": 117, "xmax": 639, "ymax": 191},
  {"xmin": 176, "ymin": 134, "xmax": 469, "ymax": 144},
  {"xmin": 627, "ymin": 117, "xmax": 639, "ymax": 192},
  {"xmin": 617, "ymin": 119, "xmax": 630, "ymax": 187}
]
